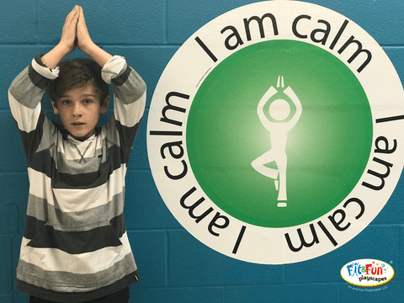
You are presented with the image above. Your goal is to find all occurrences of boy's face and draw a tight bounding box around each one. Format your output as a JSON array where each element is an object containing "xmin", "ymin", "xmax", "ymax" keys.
[{"xmin": 52, "ymin": 84, "xmax": 109, "ymax": 141}]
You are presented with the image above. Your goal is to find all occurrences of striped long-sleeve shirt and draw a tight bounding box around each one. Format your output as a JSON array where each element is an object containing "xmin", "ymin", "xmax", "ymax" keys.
[{"xmin": 8, "ymin": 54, "xmax": 146, "ymax": 302}]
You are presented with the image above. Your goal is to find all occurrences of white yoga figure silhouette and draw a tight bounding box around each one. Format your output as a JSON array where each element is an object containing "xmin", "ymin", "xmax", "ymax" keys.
[{"xmin": 251, "ymin": 76, "xmax": 302, "ymax": 206}]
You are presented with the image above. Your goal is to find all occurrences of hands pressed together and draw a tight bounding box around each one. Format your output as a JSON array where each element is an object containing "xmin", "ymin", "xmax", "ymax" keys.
[
  {"xmin": 60, "ymin": 5, "xmax": 93, "ymax": 54},
  {"xmin": 42, "ymin": 5, "xmax": 112, "ymax": 69}
]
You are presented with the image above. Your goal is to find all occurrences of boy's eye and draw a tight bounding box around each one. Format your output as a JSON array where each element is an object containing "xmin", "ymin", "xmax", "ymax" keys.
[
  {"xmin": 83, "ymin": 99, "xmax": 93, "ymax": 104},
  {"xmin": 60, "ymin": 100, "xmax": 72, "ymax": 106}
]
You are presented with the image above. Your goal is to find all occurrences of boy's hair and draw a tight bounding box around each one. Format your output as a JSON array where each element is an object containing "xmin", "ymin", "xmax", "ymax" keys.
[{"xmin": 47, "ymin": 58, "xmax": 109, "ymax": 106}]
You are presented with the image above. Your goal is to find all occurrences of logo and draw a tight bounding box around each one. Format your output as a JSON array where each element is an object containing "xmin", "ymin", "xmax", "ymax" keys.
[
  {"xmin": 341, "ymin": 259, "xmax": 395, "ymax": 288},
  {"xmin": 147, "ymin": 1, "xmax": 404, "ymax": 264}
]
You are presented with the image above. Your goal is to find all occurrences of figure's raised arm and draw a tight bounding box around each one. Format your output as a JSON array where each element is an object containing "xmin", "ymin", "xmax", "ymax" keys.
[
  {"xmin": 283, "ymin": 86, "xmax": 302, "ymax": 130},
  {"xmin": 257, "ymin": 86, "xmax": 278, "ymax": 131}
]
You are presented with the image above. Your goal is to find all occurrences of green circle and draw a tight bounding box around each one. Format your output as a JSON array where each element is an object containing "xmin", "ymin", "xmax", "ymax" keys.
[{"xmin": 186, "ymin": 40, "xmax": 373, "ymax": 228}]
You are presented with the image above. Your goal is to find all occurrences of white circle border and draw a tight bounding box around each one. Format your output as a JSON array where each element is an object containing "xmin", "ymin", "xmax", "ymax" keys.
[{"xmin": 147, "ymin": 0, "xmax": 404, "ymax": 264}]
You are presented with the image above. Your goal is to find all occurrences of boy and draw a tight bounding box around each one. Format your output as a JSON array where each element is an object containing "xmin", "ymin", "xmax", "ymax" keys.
[{"xmin": 8, "ymin": 6, "xmax": 146, "ymax": 303}]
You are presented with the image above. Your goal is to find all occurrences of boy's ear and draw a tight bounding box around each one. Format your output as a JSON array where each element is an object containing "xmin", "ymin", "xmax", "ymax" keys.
[
  {"xmin": 100, "ymin": 96, "xmax": 110, "ymax": 114},
  {"xmin": 51, "ymin": 100, "xmax": 60, "ymax": 115}
]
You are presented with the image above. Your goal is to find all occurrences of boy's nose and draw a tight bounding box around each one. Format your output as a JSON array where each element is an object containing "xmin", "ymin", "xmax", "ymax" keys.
[{"xmin": 73, "ymin": 104, "xmax": 83, "ymax": 116}]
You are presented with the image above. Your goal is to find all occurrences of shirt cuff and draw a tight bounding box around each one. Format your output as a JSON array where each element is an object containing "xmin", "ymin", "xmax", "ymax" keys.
[
  {"xmin": 101, "ymin": 55, "xmax": 127, "ymax": 84},
  {"xmin": 31, "ymin": 54, "xmax": 60, "ymax": 80}
]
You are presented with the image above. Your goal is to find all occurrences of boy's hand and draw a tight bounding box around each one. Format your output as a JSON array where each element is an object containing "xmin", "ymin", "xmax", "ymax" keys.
[
  {"xmin": 76, "ymin": 7, "xmax": 94, "ymax": 53},
  {"xmin": 59, "ymin": 5, "xmax": 80, "ymax": 54},
  {"xmin": 43, "ymin": 5, "xmax": 112, "ymax": 69},
  {"xmin": 42, "ymin": 5, "xmax": 79, "ymax": 69},
  {"xmin": 76, "ymin": 7, "xmax": 113, "ymax": 67}
]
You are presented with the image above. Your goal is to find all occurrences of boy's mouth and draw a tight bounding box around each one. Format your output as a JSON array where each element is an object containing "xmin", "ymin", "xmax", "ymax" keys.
[{"xmin": 72, "ymin": 122, "xmax": 85, "ymax": 125}]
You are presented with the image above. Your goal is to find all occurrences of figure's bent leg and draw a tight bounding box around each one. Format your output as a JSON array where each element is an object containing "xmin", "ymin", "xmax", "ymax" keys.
[
  {"xmin": 251, "ymin": 150, "xmax": 278, "ymax": 179},
  {"xmin": 276, "ymin": 152, "xmax": 287, "ymax": 201}
]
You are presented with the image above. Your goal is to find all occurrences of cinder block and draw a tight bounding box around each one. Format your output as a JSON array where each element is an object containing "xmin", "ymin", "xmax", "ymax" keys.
[
  {"xmin": 129, "ymin": 122, "xmax": 148, "ymax": 171},
  {"xmin": 0, "ymin": 236, "xmax": 13, "ymax": 294},
  {"xmin": 167, "ymin": 0, "xmax": 404, "ymax": 46},
  {"xmin": 167, "ymin": 0, "xmax": 254, "ymax": 44},
  {"xmin": 226, "ymin": 284, "xmax": 339, "ymax": 303},
  {"xmin": 340, "ymin": 280, "xmax": 404, "ymax": 301},
  {"xmin": 0, "ymin": 205, "xmax": 18, "ymax": 234},
  {"xmin": 284, "ymin": 225, "xmax": 399, "ymax": 283},
  {"xmin": 127, "ymin": 230, "xmax": 167, "ymax": 287},
  {"xmin": 304, "ymin": 0, "xmax": 343, "ymax": 12},
  {"xmin": 0, "ymin": 113, "xmax": 28, "ymax": 173},
  {"xmin": 329, "ymin": 0, "xmax": 404, "ymax": 45},
  {"xmin": 133, "ymin": 287, "xmax": 224, "ymax": 303},
  {"xmin": 12, "ymin": 293, "xmax": 28, "ymax": 303},
  {"xmin": 12, "ymin": 236, "xmax": 21, "ymax": 289},
  {"xmin": 384, "ymin": 47, "xmax": 404, "ymax": 88},
  {"xmin": 399, "ymin": 226, "xmax": 404, "ymax": 283},
  {"xmin": 125, "ymin": 171, "xmax": 180, "ymax": 230},
  {"xmin": 0, "ymin": 295, "xmax": 14, "ymax": 303},
  {"xmin": 37, "ymin": 0, "xmax": 165, "ymax": 45},
  {"xmin": 0, "ymin": 1, "xmax": 36, "ymax": 43},
  {"xmin": 0, "ymin": 174, "xmax": 28, "ymax": 235},
  {"xmin": 127, "ymin": 108, "xmax": 148, "ymax": 171},
  {"xmin": 168, "ymin": 230, "xmax": 283, "ymax": 287}
]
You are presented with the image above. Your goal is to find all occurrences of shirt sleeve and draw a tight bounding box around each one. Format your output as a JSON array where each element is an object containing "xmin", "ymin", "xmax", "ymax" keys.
[
  {"xmin": 8, "ymin": 55, "xmax": 57, "ymax": 155},
  {"xmin": 8, "ymin": 55, "xmax": 57, "ymax": 133},
  {"xmin": 101, "ymin": 55, "xmax": 147, "ymax": 153}
]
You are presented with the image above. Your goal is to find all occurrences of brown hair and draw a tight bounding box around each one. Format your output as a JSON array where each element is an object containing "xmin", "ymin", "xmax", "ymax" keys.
[{"xmin": 46, "ymin": 58, "xmax": 109, "ymax": 106}]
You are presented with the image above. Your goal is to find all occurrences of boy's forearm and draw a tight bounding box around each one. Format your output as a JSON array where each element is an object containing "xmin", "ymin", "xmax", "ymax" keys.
[
  {"xmin": 80, "ymin": 42, "xmax": 113, "ymax": 68},
  {"xmin": 42, "ymin": 41, "xmax": 112, "ymax": 70},
  {"xmin": 41, "ymin": 43, "xmax": 73, "ymax": 69},
  {"xmin": 76, "ymin": 7, "xmax": 112, "ymax": 68},
  {"xmin": 42, "ymin": 6, "xmax": 80, "ymax": 69}
]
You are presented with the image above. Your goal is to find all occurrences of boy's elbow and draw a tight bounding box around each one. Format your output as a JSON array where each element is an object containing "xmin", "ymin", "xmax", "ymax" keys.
[
  {"xmin": 139, "ymin": 79, "xmax": 147, "ymax": 95},
  {"xmin": 128, "ymin": 67, "xmax": 147, "ymax": 96},
  {"xmin": 133, "ymin": 74, "xmax": 147, "ymax": 99},
  {"xmin": 134, "ymin": 69, "xmax": 146, "ymax": 91}
]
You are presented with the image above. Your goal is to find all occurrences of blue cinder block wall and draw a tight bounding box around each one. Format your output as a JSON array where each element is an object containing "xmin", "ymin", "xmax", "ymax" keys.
[{"xmin": 1, "ymin": 0, "xmax": 403, "ymax": 302}]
